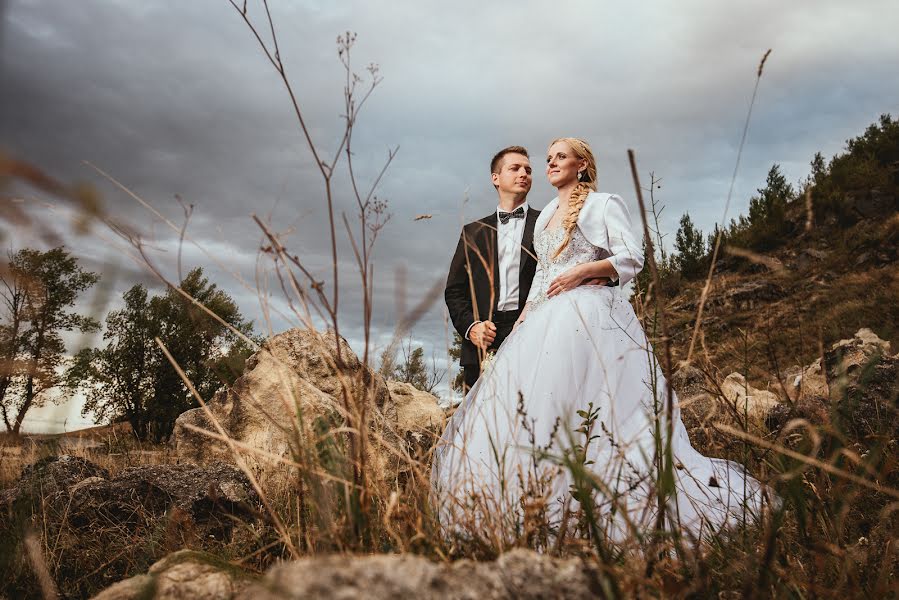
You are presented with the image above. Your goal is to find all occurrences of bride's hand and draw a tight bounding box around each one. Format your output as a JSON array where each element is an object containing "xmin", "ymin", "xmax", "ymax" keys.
[
  {"xmin": 547, "ymin": 265, "xmax": 587, "ymax": 297},
  {"xmin": 513, "ymin": 303, "xmax": 531, "ymax": 331}
]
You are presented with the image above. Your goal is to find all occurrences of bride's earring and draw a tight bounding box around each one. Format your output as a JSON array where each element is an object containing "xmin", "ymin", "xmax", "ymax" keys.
[{"xmin": 577, "ymin": 170, "xmax": 587, "ymax": 182}]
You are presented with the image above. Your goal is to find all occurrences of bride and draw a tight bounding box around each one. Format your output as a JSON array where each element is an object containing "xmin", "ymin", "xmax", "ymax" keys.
[{"xmin": 431, "ymin": 137, "xmax": 771, "ymax": 545}]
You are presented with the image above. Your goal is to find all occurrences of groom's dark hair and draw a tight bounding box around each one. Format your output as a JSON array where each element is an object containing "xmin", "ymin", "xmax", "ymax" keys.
[{"xmin": 490, "ymin": 145, "xmax": 529, "ymax": 174}]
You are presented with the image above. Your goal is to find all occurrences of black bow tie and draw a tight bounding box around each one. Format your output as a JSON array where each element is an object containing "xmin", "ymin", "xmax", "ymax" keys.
[{"xmin": 498, "ymin": 206, "xmax": 525, "ymax": 224}]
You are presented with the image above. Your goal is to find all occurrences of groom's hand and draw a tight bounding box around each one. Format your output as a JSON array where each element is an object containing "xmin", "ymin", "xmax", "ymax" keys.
[
  {"xmin": 582, "ymin": 277, "xmax": 611, "ymax": 286},
  {"xmin": 470, "ymin": 321, "xmax": 497, "ymax": 349}
]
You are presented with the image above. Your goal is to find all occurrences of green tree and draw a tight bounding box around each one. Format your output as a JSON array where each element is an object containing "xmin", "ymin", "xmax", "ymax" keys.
[
  {"xmin": 68, "ymin": 285, "xmax": 156, "ymax": 440},
  {"xmin": 394, "ymin": 345, "xmax": 428, "ymax": 390},
  {"xmin": 448, "ymin": 331, "xmax": 465, "ymax": 393},
  {"xmin": 673, "ymin": 212, "xmax": 707, "ymax": 279},
  {"xmin": 809, "ymin": 151, "xmax": 827, "ymax": 186},
  {"xmin": 386, "ymin": 336, "xmax": 444, "ymax": 395},
  {"xmin": 0, "ymin": 248, "xmax": 100, "ymax": 435},
  {"xmin": 148, "ymin": 268, "xmax": 254, "ymax": 441},
  {"xmin": 0, "ymin": 251, "xmax": 29, "ymax": 431},
  {"xmin": 68, "ymin": 268, "xmax": 255, "ymax": 442},
  {"xmin": 745, "ymin": 164, "xmax": 795, "ymax": 250},
  {"xmin": 811, "ymin": 114, "xmax": 899, "ymax": 221},
  {"xmin": 633, "ymin": 237, "xmax": 682, "ymax": 299}
]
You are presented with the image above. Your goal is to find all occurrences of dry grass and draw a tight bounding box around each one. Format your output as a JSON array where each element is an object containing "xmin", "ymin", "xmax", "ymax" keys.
[
  {"xmin": 1, "ymin": 360, "xmax": 896, "ymax": 600},
  {"xmin": 0, "ymin": 425, "xmax": 173, "ymax": 490}
]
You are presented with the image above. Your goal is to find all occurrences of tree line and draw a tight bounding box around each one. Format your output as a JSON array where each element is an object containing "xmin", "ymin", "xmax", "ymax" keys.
[
  {"xmin": 639, "ymin": 113, "xmax": 898, "ymax": 294},
  {"xmin": 1, "ymin": 250, "xmax": 254, "ymax": 442},
  {"xmin": 5, "ymin": 116, "xmax": 893, "ymax": 434},
  {"xmin": 0, "ymin": 245, "xmax": 450, "ymax": 441}
]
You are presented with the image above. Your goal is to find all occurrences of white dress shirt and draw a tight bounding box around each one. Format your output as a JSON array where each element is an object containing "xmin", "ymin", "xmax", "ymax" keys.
[
  {"xmin": 465, "ymin": 203, "xmax": 528, "ymax": 341},
  {"xmin": 496, "ymin": 202, "xmax": 528, "ymax": 311}
]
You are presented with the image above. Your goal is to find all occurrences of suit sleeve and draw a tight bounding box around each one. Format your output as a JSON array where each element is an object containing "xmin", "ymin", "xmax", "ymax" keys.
[{"xmin": 445, "ymin": 230, "xmax": 477, "ymax": 338}]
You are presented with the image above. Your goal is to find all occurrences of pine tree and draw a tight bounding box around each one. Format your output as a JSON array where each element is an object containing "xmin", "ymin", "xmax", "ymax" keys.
[
  {"xmin": 674, "ymin": 213, "xmax": 707, "ymax": 279},
  {"xmin": 746, "ymin": 164, "xmax": 795, "ymax": 250}
]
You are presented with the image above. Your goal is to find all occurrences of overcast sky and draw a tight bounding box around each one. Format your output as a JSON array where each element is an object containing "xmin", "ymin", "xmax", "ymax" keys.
[{"xmin": 3, "ymin": 0, "xmax": 898, "ymax": 430}]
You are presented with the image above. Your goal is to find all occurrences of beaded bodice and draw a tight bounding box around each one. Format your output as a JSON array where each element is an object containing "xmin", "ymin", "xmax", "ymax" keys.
[{"xmin": 528, "ymin": 224, "xmax": 606, "ymax": 308}]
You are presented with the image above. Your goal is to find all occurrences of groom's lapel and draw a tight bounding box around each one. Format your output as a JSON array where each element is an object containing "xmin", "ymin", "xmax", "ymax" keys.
[
  {"xmin": 520, "ymin": 208, "xmax": 537, "ymax": 267},
  {"xmin": 484, "ymin": 212, "xmax": 500, "ymax": 304}
]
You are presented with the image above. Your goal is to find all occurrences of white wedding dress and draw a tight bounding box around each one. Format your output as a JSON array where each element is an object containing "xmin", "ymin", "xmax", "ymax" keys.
[{"xmin": 432, "ymin": 192, "xmax": 769, "ymax": 544}]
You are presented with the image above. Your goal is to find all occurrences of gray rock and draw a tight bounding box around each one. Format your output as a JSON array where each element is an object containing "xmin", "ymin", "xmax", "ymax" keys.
[
  {"xmin": 802, "ymin": 248, "xmax": 828, "ymax": 260},
  {"xmin": 709, "ymin": 281, "xmax": 785, "ymax": 311},
  {"xmin": 678, "ymin": 371, "xmax": 781, "ymax": 442},
  {"xmin": 238, "ymin": 548, "xmax": 602, "ymax": 600},
  {"xmin": 824, "ymin": 329, "xmax": 898, "ymax": 440},
  {"xmin": 1, "ymin": 455, "xmax": 260, "ymax": 544},
  {"xmin": 91, "ymin": 550, "xmax": 252, "ymax": 600},
  {"xmin": 823, "ymin": 327, "xmax": 892, "ymax": 382},
  {"xmin": 769, "ymin": 328, "xmax": 898, "ymax": 437},
  {"xmin": 0, "ymin": 454, "xmax": 109, "ymax": 514},
  {"xmin": 67, "ymin": 462, "xmax": 260, "ymax": 536}
]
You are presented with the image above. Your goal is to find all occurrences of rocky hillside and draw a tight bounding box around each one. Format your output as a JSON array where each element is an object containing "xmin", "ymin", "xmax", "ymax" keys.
[
  {"xmin": 661, "ymin": 117, "xmax": 899, "ymax": 385},
  {"xmin": 665, "ymin": 212, "xmax": 898, "ymax": 384}
]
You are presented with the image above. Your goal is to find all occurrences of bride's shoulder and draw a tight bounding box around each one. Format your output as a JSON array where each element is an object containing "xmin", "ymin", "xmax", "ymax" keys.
[
  {"xmin": 585, "ymin": 191, "xmax": 618, "ymax": 204},
  {"xmin": 580, "ymin": 191, "xmax": 614, "ymax": 218},
  {"xmin": 577, "ymin": 192, "xmax": 631, "ymax": 243}
]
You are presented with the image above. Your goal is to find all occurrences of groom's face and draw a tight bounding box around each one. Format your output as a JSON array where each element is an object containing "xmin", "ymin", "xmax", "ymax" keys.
[{"xmin": 491, "ymin": 153, "xmax": 533, "ymax": 196}]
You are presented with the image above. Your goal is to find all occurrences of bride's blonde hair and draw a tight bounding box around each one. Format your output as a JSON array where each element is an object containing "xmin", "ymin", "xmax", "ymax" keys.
[{"xmin": 551, "ymin": 137, "xmax": 597, "ymax": 259}]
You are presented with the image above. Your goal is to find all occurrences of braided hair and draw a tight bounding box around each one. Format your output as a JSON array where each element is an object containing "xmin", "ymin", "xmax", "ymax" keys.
[{"xmin": 550, "ymin": 137, "xmax": 598, "ymax": 259}]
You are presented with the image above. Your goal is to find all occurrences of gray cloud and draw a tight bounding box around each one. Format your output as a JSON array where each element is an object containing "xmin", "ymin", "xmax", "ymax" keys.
[{"xmin": 3, "ymin": 0, "xmax": 898, "ymax": 407}]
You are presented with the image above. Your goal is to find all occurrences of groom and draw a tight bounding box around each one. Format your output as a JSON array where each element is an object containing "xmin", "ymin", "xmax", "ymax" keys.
[{"xmin": 445, "ymin": 146, "xmax": 539, "ymax": 392}]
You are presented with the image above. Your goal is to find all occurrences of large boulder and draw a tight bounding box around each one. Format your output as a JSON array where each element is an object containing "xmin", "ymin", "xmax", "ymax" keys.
[
  {"xmin": 67, "ymin": 463, "xmax": 261, "ymax": 539},
  {"xmin": 787, "ymin": 328, "xmax": 892, "ymax": 403},
  {"xmin": 91, "ymin": 550, "xmax": 252, "ymax": 600},
  {"xmin": 1, "ymin": 456, "xmax": 260, "ymax": 541},
  {"xmin": 172, "ymin": 351, "xmax": 343, "ymax": 472},
  {"xmin": 386, "ymin": 380, "xmax": 445, "ymax": 458},
  {"xmin": 173, "ymin": 329, "xmax": 363, "ymax": 474},
  {"xmin": 173, "ymin": 328, "xmax": 443, "ymax": 485},
  {"xmin": 769, "ymin": 328, "xmax": 898, "ymax": 438},
  {"xmin": 0, "ymin": 454, "xmax": 108, "ymax": 508},
  {"xmin": 675, "ymin": 364, "xmax": 783, "ymax": 450},
  {"xmin": 236, "ymin": 548, "xmax": 602, "ymax": 599},
  {"xmin": 819, "ymin": 328, "xmax": 897, "ymax": 440},
  {"xmin": 823, "ymin": 327, "xmax": 892, "ymax": 388}
]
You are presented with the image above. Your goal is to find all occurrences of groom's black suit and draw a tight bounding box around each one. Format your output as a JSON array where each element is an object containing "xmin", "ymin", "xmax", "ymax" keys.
[{"xmin": 445, "ymin": 207, "xmax": 540, "ymax": 390}]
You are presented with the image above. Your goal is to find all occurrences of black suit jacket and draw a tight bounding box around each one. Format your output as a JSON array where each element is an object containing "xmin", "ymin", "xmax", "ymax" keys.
[{"xmin": 445, "ymin": 207, "xmax": 540, "ymax": 366}]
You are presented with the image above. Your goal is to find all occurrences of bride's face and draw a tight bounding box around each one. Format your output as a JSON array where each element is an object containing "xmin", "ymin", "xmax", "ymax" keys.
[{"xmin": 546, "ymin": 141, "xmax": 587, "ymax": 188}]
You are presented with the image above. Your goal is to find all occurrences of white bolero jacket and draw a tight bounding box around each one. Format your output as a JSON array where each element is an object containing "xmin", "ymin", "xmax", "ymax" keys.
[{"xmin": 526, "ymin": 192, "xmax": 644, "ymax": 304}]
